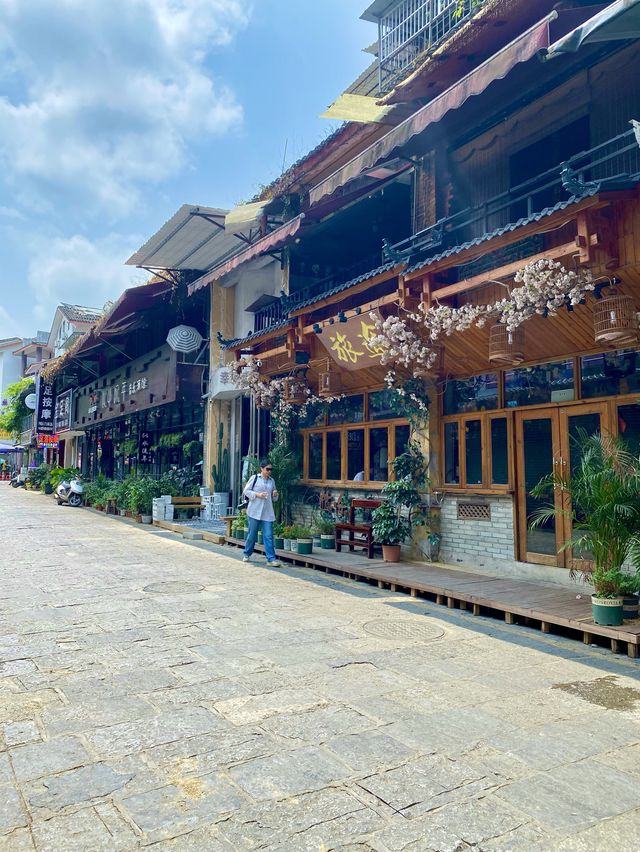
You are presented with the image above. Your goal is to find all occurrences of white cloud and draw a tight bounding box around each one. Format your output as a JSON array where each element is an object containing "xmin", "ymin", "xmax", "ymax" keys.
[
  {"xmin": 26, "ymin": 233, "xmax": 143, "ymax": 330},
  {"xmin": 0, "ymin": 0, "xmax": 249, "ymax": 216}
]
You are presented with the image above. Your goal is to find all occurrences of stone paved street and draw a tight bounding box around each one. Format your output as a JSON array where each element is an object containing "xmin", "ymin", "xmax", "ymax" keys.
[{"xmin": 1, "ymin": 487, "xmax": 640, "ymax": 850}]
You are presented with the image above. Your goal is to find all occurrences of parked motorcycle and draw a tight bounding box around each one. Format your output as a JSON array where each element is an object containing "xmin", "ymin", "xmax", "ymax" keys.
[
  {"xmin": 56, "ymin": 477, "xmax": 84, "ymax": 507},
  {"xmin": 9, "ymin": 471, "xmax": 26, "ymax": 488}
]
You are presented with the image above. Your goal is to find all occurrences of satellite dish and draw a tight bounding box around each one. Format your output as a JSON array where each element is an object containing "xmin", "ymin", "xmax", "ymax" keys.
[
  {"xmin": 24, "ymin": 393, "xmax": 37, "ymax": 410},
  {"xmin": 166, "ymin": 325, "xmax": 203, "ymax": 354}
]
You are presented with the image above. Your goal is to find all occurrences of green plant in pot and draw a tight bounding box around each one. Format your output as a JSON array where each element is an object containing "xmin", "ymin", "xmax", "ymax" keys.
[
  {"xmin": 274, "ymin": 522, "xmax": 285, "ymax": 550},
  {"xmin": 531, "ymin": 432, "xmax": 640, "ymax": 627},
  {"xmin": 315, "ymin": 514, "xmax": 336, "ymax": 549},
  {"xmin": 282, "ymin": 525, "xmax": 295, "ymax": 551},
  {"xmin": 296, "ymin": 526, "xmax": 314, "ymax": 556}
]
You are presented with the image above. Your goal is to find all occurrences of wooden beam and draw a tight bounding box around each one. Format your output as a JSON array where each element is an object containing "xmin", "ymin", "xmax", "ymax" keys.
[
  {"xmin": 301, "ymin": 291, "xmax": 399, "ymax": 335},
  {"xmin": 575, "ymin": 213, "xmax": 591, "ymax": 265},
  {"xmin": 288, "ymin": 265, "xmax": 404, "ymax": 318},
  {"xmin": 431, "ymin": 242, "xmax": 577, "ymax": 301}
]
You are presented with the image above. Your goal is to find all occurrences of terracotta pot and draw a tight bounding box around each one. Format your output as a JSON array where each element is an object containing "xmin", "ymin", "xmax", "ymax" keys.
[{"xmin": 382, "ymin": 544, "xmax": 401, "ymax": 563}]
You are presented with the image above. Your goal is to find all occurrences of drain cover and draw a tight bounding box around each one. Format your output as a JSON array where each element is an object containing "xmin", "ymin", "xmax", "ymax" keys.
[
  {"xmin": 363, "ymin": 619, "xmax": 444, "ymax": 641},
  {"xmin": 143, "ymin": 581, "xmax": 204, "ymax": 595}
]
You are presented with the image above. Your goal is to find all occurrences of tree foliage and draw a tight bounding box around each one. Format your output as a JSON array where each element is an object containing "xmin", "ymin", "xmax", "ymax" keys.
[{"xmin": 0, "ymin": 378, "xmax": 35, "ymax": 438}]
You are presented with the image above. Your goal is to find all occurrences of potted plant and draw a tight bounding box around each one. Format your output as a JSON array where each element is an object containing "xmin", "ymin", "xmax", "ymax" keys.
[
  {"xmin": 315, "ymin": 515, "xmax": 336, "ymax": 549},
  {"xmin": 274, "ymin": 522, "xmax": 285, "ymax": 550},
  {"xmin": 620, "ymin": 574, "xmax": 640, "ymax": 620},
  {"xmin": 531, "ymin": 432, "xmax": 640, "ymax": 627},
  {"xmin": 211, "ymin": 424, "xmax": 231, "ymax": 509},
  {"xmin": 127, "ymin": 476, "xmax": 156, "ymax": 524},
  {"xmin": 282, "ymin": 525, "xmax": 294, "ymax": 551},
  {"xmin": 287, "ymin": 524, "xmax": 303, "ymax": 554},
  {"xmin": 296, "ymin": 526, "xmax": 314, "ymax": 556}
]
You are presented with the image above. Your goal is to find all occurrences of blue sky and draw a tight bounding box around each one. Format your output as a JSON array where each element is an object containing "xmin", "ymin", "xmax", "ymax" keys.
[{"xmin": 0, "ymin": 0, "xmax": 373, "ymax": 338}]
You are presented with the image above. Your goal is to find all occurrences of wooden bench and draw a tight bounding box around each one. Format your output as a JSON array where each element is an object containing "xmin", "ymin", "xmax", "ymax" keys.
[
  {"xmin": 335, "ymin": 498, "xmax": 382, "ymax": 560},
  {"xmin": 171, "ymin": 495, "xmax": 202, "ymax": 518},
  {"xmin": 220, "ymin": 514, "xmax": 237, "ymax": 538}
]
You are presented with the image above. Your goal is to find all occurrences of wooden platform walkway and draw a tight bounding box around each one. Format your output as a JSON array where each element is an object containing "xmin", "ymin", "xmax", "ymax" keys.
[{"xmin": 225, "ymin": 537, "xmax": 640, "ymax": 658}]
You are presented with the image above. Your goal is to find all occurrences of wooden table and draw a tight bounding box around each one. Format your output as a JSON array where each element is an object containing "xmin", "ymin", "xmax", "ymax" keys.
[{"xmin": 220, "ymin": 515, "xmax": 238, "ymax": 538}]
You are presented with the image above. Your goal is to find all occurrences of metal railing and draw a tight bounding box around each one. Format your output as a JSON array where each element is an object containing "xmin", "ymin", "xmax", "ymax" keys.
[
  {"xmin": 21, "ymin": 414, "xmax": 34, "ymax": 433},
  {"xmin": 377, "ymin": 0, "xmax": 485, "ymax": 92},
  {"xmin": 389, "ymin": 127, "xmax": 640, "ymax": 261}
]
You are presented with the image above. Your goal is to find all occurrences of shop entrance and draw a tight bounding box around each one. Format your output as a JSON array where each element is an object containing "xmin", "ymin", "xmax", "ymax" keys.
[{"xmin": 515, "ymin": 403, "xmax": 608, "ymax": 567}]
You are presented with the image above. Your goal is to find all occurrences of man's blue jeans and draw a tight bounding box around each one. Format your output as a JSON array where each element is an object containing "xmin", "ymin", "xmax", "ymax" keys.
[{"xmin": 244, "ymin": 517, "xmax": 276, "ymax": 561}]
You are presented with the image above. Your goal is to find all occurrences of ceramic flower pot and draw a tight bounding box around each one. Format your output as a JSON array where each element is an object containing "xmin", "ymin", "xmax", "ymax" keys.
[
  {"xmin": 382, "ymin": 544, "xmax": 401, "ymax": 563},
  {"xmin": 283, "ymin": 539, "xmax": 291, "ymax": 551},
  {"xmin": 290, "ymin": 540, "xmax": 299, "ymax": 554},
  {"xmin": 320, "ymin": 534, "xmax": 335, "ymax": 550},
  {"xmin": 297, "ymin": 538, "xmax": 313, "ymax": 555},
  {"xmin": 623, "ymin": 593, "xmax": 639, "ymax": 621},
  {"xmin": 274, "ymin": 537, "xmax": 284, "ymax": 550},
  {"xmin": 591, "ymin": 595, "xmax": 624, "ymax": 626}
]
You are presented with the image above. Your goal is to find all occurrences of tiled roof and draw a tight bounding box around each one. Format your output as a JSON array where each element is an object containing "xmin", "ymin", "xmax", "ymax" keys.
[
  {"xmin": 225, "ymin": 318, "xmax": 294, "ymax": 350},
  {"xmin": 289, "ymin": 261, "xmax": 400, "ymax": 313},
  {"xmin": 58, "ymin": 304, "xmax": 103, "ymax": 323}
]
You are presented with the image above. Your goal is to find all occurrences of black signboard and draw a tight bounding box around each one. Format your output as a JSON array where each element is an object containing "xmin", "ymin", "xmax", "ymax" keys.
[
  {"xmin": 36, "ymin": 376, "xmax": 57, "ymax": 435},
  {"xmin": 54, "ymin": 389, "xmax": 72, "ymax": 433},
  {"xmin": 139, "ymin": 431, "xmax": 153, "ymax": 465}
]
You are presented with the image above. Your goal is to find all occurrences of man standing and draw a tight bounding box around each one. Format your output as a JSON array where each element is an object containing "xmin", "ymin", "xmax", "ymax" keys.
[{"xmin": 243, "ymin": 459, "xmax": 281, "ymax": 567}]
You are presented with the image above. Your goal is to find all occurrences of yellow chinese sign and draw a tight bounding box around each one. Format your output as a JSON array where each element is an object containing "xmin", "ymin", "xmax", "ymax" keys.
[{"xmin": 319, "ymin": 309, "xmax": 385, "ymax": 371}]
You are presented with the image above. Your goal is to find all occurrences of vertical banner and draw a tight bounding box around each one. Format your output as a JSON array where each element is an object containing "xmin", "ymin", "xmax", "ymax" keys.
[
  {"xmin": 36, "ymin": 376, "xmax": 57, "ymax": 435},
  {"xmin": 139, "ymin": 431, "xmax": 153, "ymax": 464},
  {"xmin": 53, "ymin": 389, "xmax": 72, "ymax": 433}
]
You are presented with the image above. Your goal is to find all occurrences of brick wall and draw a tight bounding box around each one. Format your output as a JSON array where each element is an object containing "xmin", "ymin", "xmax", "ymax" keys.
[{"xmin": 439, "ymin": 495, "xmax": 515, "ymax": 566}]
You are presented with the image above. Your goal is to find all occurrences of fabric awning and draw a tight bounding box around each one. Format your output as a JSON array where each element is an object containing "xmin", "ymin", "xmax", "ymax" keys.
[
  {"xmin": 188, "ymin": 214, "xmax": 305, "ymax": 295},
  {"xmin": 309, "ymin": 14, "xmax": 556, "ymax": 207},
  {"xmin": 545, "ymin": 0, "xmax": 640, "ymax": 59},
  {"xmin": 224, "ymin": 200, "xmax": 270, "ymax": 232}
]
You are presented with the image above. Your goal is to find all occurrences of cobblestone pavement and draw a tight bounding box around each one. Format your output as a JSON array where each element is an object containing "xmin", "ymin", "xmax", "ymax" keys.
[{"xmin": 1, "ymin": 487, "xmax": 640, "ymax": 851}]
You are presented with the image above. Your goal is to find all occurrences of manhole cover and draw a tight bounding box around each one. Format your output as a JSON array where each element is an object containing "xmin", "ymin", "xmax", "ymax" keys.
[
  {"xmin": 142, "ymin": 581, "xmax": 204, "ymax": 595},
  {"xmin": 363, "ymin": 619, "xmax": 444, "ymax": 641}
]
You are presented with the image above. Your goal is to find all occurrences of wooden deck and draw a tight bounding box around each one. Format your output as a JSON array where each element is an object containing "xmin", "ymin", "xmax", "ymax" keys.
[{"xmin": 225, "ymin": 537, "xmax": 640, "ymax": 658}]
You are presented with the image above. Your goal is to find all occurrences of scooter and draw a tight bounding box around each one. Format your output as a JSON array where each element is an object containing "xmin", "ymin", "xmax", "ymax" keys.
[
  {"xmin": 56, "ymin": 477, "xmax": 84, "ymax": 507},
  {"xmin": 9, "ymin": 471, "xmax": 26, "ymax": 488}
]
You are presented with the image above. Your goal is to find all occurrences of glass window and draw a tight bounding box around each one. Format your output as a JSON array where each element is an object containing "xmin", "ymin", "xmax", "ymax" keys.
[
  {"xmin": 326, "ymin": 431, "xmax": 342, "ymax": 480},
  {"xmin": 369, "ymin": 427, "xmax": 389, "ymax": 481},
  {"xmin": 618, "ymin": 404, "xmax": 640, "ymax": 455},
  {"xmin": 347, "ymin": 429, "xmax": 365, "ymax": 480},
  {"xmin": 369, "ymin": 388, "xmax": 400, "ymax": 420},
  {"xmin": 395, "ymin": 424, "xmax": 410, "ymax": 458},
  {"xmin": 328, "ymin": 394, "xmax": 364, "ymax": 425},
  {"xmin": 582, "ymin": 349, "xmax": 640, "ymax": 399},
  {"xmin": 308, "ymin": 433, "xmax": 323, "ymax": 479},
  {"xmin": 443, "ymin": 373, "xmax": 498, "ymax": 415},
  {"xmin": 465, "ymin": 419, "xmax": 482, "ymax": 485},
  {"xmin": 300, "ymin": 400, "xmax": 326, "ymax": 427},
  {"xmin": 444, "ymin": 422, "xmax": 459, "ymax": 484},
  {"xmin": 491, "ymin": 417, "xmax": 509, "ymax": 485},
  {"xmin": 504, "ymin": 359, "xmax": 574, "ymax": 408}
]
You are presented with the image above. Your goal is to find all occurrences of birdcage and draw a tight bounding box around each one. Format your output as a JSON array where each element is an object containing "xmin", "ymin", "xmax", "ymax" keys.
[
  {"xmin": 489, "ymin": 323, "xmax": 525, "ymax": 366},
  {"xmin": 593, "ymin": 291, "xmax": 638, "ymax": 346}
]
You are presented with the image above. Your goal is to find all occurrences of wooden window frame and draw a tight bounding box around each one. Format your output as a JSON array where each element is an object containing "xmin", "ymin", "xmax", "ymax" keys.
[{"xmin": 440, "ymin": 411, "xmax": 513, "ymax": 493}]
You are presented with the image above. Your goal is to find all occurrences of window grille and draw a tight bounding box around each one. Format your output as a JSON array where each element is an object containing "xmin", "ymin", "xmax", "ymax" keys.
[{"xmin": 457, "ymin": 501, "xmax": 491, "ymax": 521}]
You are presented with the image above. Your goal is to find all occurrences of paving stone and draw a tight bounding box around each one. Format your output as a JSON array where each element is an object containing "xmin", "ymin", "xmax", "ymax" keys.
[
  {"xmin": 325, "ymin": 729, "xmax": 416, "ymax": 773},
  {"xmin": 0, "ymin": 660, "xmax": 36, "ymax": 678},
  {"xmin": 0, "ymin": 828, "xmax": 36, "ymax": 851},
  {"xmin": 214, "ymin": 688, "xmax": 330, "ymax": 725},
  {"xmin": 3, "ymin": 720, "xmax": 41, "ymax": 747},
  {"xmin": 227, "ymin": 745, "xmax": 350, "ymax": 799},
  {"xmin": 145, "ymin": 728, "xmax": 276, "ymax": 775},
  {"xmin": 0, "ymin": 752, "xmax": 13, "ymax": 783},
  {"xmin": 260, "ymin": 705, "xmax": 375, "ymax": 745},
  {"xmin": 26, "ymin": 763, "xmax": 135, "ymax": 814},
  {"xmin": 41, "ymin": 696, "xmax": 155, "ymax": 736},
  {"xmin": 11, "ymin": 736, "xmax": 91, "ymax": 783},
  {"xmin": 0, "ymin": 784, "xmax": 28, "ymax": 833},
  {"xmin": 30, "ymin": 805, "xmax": 138, "ymax": 851}
]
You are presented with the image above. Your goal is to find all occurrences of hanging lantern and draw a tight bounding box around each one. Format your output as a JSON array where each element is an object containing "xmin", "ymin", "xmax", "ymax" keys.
[
  {"xmin": 593, "ymin": 291, "xmax": 638, "ymax": 346},
  {"xmin": 283, "ymin": 376, "xmax": 308, "ymax": 405},
  {"xmin": 489, "ymin": 324, "xmax": 525, "ymax": 366},
  {"xmin": 318, "ymin": 360, "xmax": 341, "ymax": 398}
]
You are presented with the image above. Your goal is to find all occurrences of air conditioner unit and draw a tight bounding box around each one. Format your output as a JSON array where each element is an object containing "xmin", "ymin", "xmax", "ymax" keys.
[{"xmin": 208, "ymin": 367, "xmax": 243, "ymax": 400}]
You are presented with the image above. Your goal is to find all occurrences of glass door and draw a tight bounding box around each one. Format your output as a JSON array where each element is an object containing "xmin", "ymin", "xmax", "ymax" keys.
[{"xmin": 516, "ymin": 410, "xmax": 563, "ymax": 565}]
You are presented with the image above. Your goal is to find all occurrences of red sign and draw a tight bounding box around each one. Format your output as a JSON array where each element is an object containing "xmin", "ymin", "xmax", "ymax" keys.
[{"xmin": 38, "ymin": 433, "xmax": 59, "ymax": 448}]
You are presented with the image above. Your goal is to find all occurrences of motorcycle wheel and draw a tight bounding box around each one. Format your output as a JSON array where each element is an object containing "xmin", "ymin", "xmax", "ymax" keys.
[
  {"xmin": 69, "ymin": 493, "xmax": 83, "ymax": 507},
  {"xmin": 10, "ymin": 481, "xmax": 19, "ymax": 488},
  {"xmin": 56, "ymin": 498, "xmax": 63, "ymax": 505}
]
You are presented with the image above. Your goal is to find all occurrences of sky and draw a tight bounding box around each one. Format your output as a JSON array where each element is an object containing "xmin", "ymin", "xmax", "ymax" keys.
[{"xmin": 0, "ymin": 0, "xmax": 373, "ymax": 339}]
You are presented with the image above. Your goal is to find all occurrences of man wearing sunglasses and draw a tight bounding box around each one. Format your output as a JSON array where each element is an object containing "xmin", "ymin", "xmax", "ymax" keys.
[{"xmin": 242, "ymin": 458, "xmax": 280, "ymax": 567}]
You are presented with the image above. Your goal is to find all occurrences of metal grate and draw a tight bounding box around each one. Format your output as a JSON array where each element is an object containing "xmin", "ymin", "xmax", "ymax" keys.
[
  {"xmin": 363, "ymin": 619, "xmax": 444, "ymax": 641},
  {"xmin": 457, "ymin": 501, "xmax": 491, "ymax": 521}
]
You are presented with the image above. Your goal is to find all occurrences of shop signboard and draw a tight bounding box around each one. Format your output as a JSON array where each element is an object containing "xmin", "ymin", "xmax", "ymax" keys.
[
  {"xmin": 38, "ymin": 433, "xmax": 59, "ymax": 449},
  {"xmin": 36, "ymin": 376, "xmax": 57, "ymax": 434},
  {"xmin": 139, "ymin": 431, "xmax": 153, "ymax": 464},
  {"xmin": 54, "ymin": 389, "xmax": 73, "ymax": 433},
  {"xmin": 317, "ymin": 309, "xmax": 385, "ymax": 371}
]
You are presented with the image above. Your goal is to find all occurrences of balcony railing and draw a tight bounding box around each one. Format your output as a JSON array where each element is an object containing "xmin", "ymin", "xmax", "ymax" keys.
[
  {"xmin": 377, "ymin": 0, "xmax": 485, "ymax": 92},
  {"xmin": 388, "ymin": 127, "xmax": 640, "ymax": 264},
  {"xmin": 21, "ymin": 414, "xmax": 34, "ymax": 433}
]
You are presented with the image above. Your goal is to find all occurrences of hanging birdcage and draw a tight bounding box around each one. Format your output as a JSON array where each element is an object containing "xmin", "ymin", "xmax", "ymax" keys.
[
  {"xmin": 489, "ymin": 323, "xmax": 525, "ymax": 366},
  {"xmin": 593, "ymin": 291, "xmax": 638, "ymax": 346},
  {"xmin": 318, "ymin": 361, "xmax": 341, "ymax": 398},
  {"xmin": 283, "ymin": 376, "xmax": 308, "ymax": 405}
]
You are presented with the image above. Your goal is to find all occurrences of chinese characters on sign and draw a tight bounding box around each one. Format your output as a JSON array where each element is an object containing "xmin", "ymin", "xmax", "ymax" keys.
[
  {"xmin": 36, "ymin": 377, "xmax": 57, "ymax": 434},
  {"xmin": 318, "ymin": 309, "xmax": 386, "ymax": 371},
  {"xmin": 54, "ymin": 389, "xmax": 72, "ymax": 433},
  {"xmin": 38, "ymin": 433, "xmax": 59, "ymax": 449},
  {"xmin": 139, "ymin": 431, "xmax": 153, "ymax": 465}
]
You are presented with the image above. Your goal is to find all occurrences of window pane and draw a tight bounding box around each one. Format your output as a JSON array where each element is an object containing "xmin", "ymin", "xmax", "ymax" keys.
[
  {"xmin": 395, "ymin": 424, "xmax": 410, "ymax": 458},
  {"xmin": 465, "ymin": 419, "xmax": 482, "ymax": 485},
  {"xmin": 300, "ymin": 400, "xmax": 326, "ymax": 427},
  {"xmin": 582, "ymin": 349, "xmax": 640, "ymax": 399},
  {"xmin": 326, "ymin": 431, "xmax": 342, "ymax": 480},
  {"xmin": 328, "ymin": 394, "xmax": 364, "ymax": 425},
  {"xmin": 491, "ymin": 417, "xmax": 508, "ymax": 485},
  {"xmin": 369, "ymin": 388, "xmax": 400, "ymax": 420},
  {"xmin": 504, "ymin": 359, "xmax": 574, "ymax": 408},
  {"xmin": 308, "ymin": 433, "xmax": 323, "ymax": 479},
  {"xmin": 618, "ymin": 404, "xmax": 640, "ymax": 454},
  {"xmin": 347, "ymin": 429, "xmax": 365, "ymax": 480},
  {"xmin": 444, "ymin": 422, "xmax": 459, "ymax": 484},
  {"xmin": 443, "ymin": 373, "xmax": 498, "ymax": 415},
  {"xmin": 369, "ymin": 427, "xmax": 389, "ymax": 481}
]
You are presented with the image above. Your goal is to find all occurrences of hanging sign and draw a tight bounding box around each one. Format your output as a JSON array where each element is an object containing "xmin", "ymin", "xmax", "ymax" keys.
[
  {"xmin": 38, "ymin": 433, "xmax": 59, "ymax": 449},
  {"xmin": 36, "ymin": 377, "xmax": 57, "ymax": 434},
  {"xmin": 317, "ymin": 309, "xmax": 385, "ymax": 371},
  {"xmin": 139, "ymin": 431, "xmax": 153, "ymax": 464},
  {"xmin": 54, "ymin": 389, "xmax": 73, "ymax": 433}
]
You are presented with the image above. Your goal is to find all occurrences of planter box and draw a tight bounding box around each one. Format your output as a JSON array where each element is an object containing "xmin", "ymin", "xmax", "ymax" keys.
[
  {"xmin": 382, "ymin": 544, "xmax": 401, "ymax": 563},
  {"xmin": 320, "ymin": 534, "xmax": 335, "ymax": 550},
  {"xmin": 623, "ymin": 593, "xmax": 639, "ymax": 620},
  {"xmin": 290, "ymin": 540, "xmax": 299, "ymax": 554},
  {"xmin": 274, "ymin": 537, "xmax": 284, "ymax": 550},
  {"xmin": 297, "ymin": 539, "xmax": 313, "ymax": 555},
  {"xmin": 592, "ymin": 595, "xmax": 624, "ymax": 626},
  {"xmin": 283, "ymin": 539, "xmax": 291, "ymax": 551},
  {"xmin": 140, "ymin": 515, "xmax": 152, "ymax": 525}
]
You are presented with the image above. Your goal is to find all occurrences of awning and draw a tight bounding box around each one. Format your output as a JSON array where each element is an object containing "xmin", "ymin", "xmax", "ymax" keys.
[
  {"xmin": 126, "ymin": 205, "xmax": 246, "ymax": 272},
  {"xmin": 224, "ymin": 201, "xmax": 270, "ymax": 232},
  {"xmin": 545, "ymin": 0, "xmax": 640, "ymax": 59},
  {"xmin": 309, "ymin": 13, "xmax": 556, "ymax": 206},
  {"xmin": 188, "ymin": 214, "xmax": 305, "ymax": 295}
]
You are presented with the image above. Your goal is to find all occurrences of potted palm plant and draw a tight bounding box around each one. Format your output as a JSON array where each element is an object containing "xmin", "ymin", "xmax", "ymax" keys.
[{"xmin": 531, "ymin": 432, "xmax": 640, "ymax": 627}]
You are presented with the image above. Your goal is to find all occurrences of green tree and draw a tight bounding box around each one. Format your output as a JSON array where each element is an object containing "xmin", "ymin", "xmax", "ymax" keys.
[{"xmin": 0, "ymin": 378, "xmax": 35, "ymax": 438}]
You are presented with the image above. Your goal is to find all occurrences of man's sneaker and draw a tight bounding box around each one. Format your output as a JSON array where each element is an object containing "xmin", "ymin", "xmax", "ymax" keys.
[
  {"xmin": 266, "ymin": 560, "xmax": 281, "ymax": 567},
  {"xmin": 243, "ymin": 556, "xmax": 252, "ymax": 563}
]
